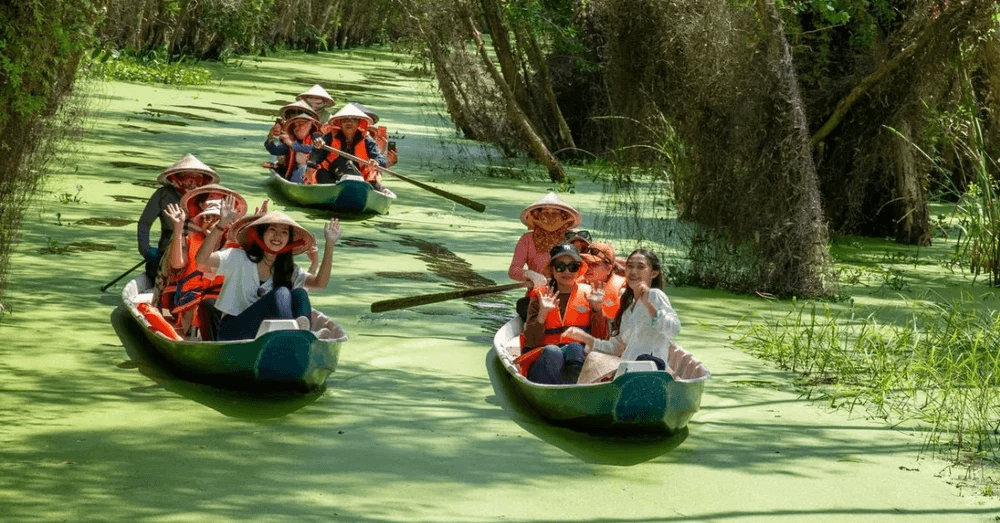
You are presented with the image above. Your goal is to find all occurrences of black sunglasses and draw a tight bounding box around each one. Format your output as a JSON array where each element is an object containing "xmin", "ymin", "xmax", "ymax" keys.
[
  {"xmin": 552, "ymin": 261, "xmax": 581, "ymax": 273},
  {"xmin": 565, "ymin": 230, "xmax": 591, "ymax": 241}
]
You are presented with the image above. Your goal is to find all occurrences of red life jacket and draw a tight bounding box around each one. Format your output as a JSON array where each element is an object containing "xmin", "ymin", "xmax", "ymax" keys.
[
  {"xmin": 161, "ymin": 232, "xmax": 223, "ymax": 328},
  {"xmin": 284, "ymin": 134, "xmax": 313, "ymax": 180}
]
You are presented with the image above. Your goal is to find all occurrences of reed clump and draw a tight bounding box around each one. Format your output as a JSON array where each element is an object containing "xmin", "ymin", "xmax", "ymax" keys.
[{"xmin": 736, "ymin": 298, "xmax": 1000, "ymax": 478}]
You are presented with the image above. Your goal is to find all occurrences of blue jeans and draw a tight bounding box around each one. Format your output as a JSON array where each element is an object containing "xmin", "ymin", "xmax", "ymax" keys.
[
  {"xmin": 527, "ymin": 343, "xmax": 586, "ymax": 385},
  {"xmin": 218, "ymin": 286, "xmax": 310, "ymax": 341}
]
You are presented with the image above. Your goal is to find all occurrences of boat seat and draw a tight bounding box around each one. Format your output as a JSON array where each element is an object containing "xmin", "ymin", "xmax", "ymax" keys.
[
  {"xmin": 254, "ymin": 319, "xmax": 306, "ymax": 339},
  {"xmin": 617, "ymin": 360, "xmax": 657, "ymax": 374}
]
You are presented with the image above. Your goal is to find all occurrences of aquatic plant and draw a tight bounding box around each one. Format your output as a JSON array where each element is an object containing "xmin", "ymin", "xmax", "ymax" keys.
[{"xmin": 735, "ymin": 297, "xmax": 1000, "ymax": 479}]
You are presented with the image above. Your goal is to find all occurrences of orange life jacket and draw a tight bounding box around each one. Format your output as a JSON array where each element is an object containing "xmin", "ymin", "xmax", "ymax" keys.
[
  {"xmin": 602, "ymin": 274, "xmax": 626, "ymax": 318},
  {"xmin": 161, "ymin": 232, "xmax": 223, "ymax": 328},
  {"xmin": 318, "ymin": 134, "xmax": 379, "ymax": 183},
  {"xmin": 520, "ymin": 283, "xmax": 592, "ymax": 350},
  {"xmin": 137, "ymin": 302, "xmax": 183, "ymax": 341}
]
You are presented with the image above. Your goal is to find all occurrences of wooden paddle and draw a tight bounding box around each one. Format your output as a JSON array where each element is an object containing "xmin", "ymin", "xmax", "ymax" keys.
[
  {"xmin": 100, "ymin": 259, "xmax": 145, "ymax": 292},
  {"xmin": 370, "ymin": 282, "xmax": 528, "ymax": 313},
  {"xmin": 315, "ymin": 143, "xmax": 486, "ymax": 213}
]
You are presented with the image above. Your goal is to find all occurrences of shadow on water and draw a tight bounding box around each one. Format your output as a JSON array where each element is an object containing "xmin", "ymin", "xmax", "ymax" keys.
[
  {"xmin": 396, "ymin": 235, "xmax": 495, "ymax": 288},
  {"xmin": 483, "ymin": 349, "xmax": 688, "ymax": 465},
  {"xmin": 212, "ymin": 102, "xmax": 280, "ymax": 117},
  {"xmin": 109, "ymin": 306, "xmax": 322, "ymax": 419}
]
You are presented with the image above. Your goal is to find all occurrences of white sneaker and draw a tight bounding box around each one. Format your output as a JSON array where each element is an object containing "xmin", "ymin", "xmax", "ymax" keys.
[{"xmin": 295, "ymin": 316, "xmax": 311, "ymax": 331}]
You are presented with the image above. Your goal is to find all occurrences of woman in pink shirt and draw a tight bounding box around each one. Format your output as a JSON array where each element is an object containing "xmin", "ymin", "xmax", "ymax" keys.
[{"xmin": 509, "ymin": 192, "xmax": 581, "ymax": 320}]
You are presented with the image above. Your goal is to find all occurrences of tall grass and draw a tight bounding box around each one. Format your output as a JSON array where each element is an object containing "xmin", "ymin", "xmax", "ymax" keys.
[{"xmin": 736, "ymin": 298, "xmax": 1000, "ymax": 476}]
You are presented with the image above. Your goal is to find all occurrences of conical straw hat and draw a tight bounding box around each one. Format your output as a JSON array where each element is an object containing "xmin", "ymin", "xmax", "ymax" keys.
[
  {"xmin": 349, "ymin": 102, "xmax": 379, "ymax": 124},
  {"xmin": 280, "ymin": 99, "xmax": 319, "ymax": 120},
  {"xmin": 156, "ymin": 154, "xmax": 220, "ymax": 186},
  {"xmin": 520, "ymin": 192, "xmax": 581, "ymax": 228},
  {"xmin": 297, "ymin": 84, "xmax": 335, "ymax": 106},
  {"xmin": 328, "ymin": 103, "xmax": 373, "ymax": 125},
  {"xmin": 234, "ymin": 211, "xmax": 315, "ymax": 255},
  {"xmin": 577, "ymin": 351, "xmax": 621, "ymax": 384},
  {"xmin": 283, "ymin": 113, "xmax": 320, "ymax": 134},
  {"xmin": 179, "ymin": 183, "xmax": 247, "ymax": 220}
]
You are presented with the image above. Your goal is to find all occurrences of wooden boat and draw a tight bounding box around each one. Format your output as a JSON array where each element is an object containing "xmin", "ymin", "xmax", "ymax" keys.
[
  {"xmin": 268, "ymin": 169, "xmax": 394, "ymax": 215},
  {"xmin": 122, "ymin": 274, "xmax": 346, "ymax": 391},
  {"xmin": 492, "ymin": 318, "xmax": 710, "ymax": 434}
]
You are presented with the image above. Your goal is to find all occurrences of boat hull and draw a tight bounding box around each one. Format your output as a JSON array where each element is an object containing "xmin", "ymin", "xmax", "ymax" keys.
[
  {"xmin": 268, "ymin": 170, "xmax": 393, "ymax": 215},
  {"xmin": 122, "ymin": 275, "xmax": 346, "ymax": 391},
  {"xmin": 492, "ymin": 318, "xmax": 710, "ymax": 434}
]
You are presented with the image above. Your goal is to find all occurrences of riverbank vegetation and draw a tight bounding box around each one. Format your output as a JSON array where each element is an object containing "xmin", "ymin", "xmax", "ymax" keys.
[{"xmin": 1, "ymin": 0, "xmax": 998, "ymax": 483}]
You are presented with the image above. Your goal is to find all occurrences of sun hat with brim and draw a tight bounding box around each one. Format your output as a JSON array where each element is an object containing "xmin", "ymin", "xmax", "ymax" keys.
[
  {"xmin": 328, "ymin": 103, "xmax": 373, "ymax": 126},
  {"xmin": 179, "ymin": 183, "xmax": 247, "ymax": 220},
  {"xmin": 283, "ymin": 113, "xmax": 320, "ymax": 134},
  {"xmin": 156, "ymin": 154, "xmax": 221, "ymax": 186},
  {"xmin": 520, "ymin": 192, "xmax": 582, "ymax": 229},
  {"xmin": 226, "ymin": 213, "xmax": 264, "ymax": 246},
  {"xmin": 349, "ymin": 102, "xmax": 379, "ymax": 125},
  {"xmin": 235, "ymin": 211, "xmax": 316, "ymax": 256},
  {"xmin": 296, "ymin": 84, "xmax": 335, "ymax": 106},
  {"xmin": 577, "ymin": 352, "xmax": 621, "ymax": 384},
  {"xmin": 581, "ymin": 242, "xmax": 615, "ymax": 266},
  {"xmin": 191, "ymin": 200, "xmax": 222, "ymax": 228},
  {"xmin": 280, "ymin": 99, "xmax": 319, "ymax": 121}
]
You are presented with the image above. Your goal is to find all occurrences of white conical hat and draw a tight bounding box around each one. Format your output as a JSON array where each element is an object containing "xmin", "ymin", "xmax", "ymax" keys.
[
  {"xmin": 328, "ymin": 103, "xmax": 373, "ymax": 125},
  {"xmin": 280, "ymin": 99, "xmax": 319, "ymax": 120},
  {"xmin": 297, "ymin": 84, "xmax": 335, "ymax": 105},
  {"xmin": 349, "ymin": 102, "xmax": 379, "ymax": 124},
  {"xmin": 519, "ymin": 192, "xmax": 581, "ymax": 228},
  {"xmin": 156, "ymin": 154, "xmax": 221, "ymax": 186}
]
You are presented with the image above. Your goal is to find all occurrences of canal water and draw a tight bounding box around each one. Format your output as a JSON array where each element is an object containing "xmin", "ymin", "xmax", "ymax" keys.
[{"xmin": 2, "ymin": 47, "xmax": 996, "ymax": 522}]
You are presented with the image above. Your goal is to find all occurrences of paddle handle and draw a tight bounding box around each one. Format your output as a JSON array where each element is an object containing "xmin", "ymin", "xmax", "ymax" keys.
[
  {"xmin": 101, "ymin": 259, "xmax": 145, "ymax": 292},
  {"xmin": 370, "ymin": 282, "xmax": 528, "ymax": 313},
  {"xmin": 316, "ymin": 143, "xmax": 486, "ymax": 213}
]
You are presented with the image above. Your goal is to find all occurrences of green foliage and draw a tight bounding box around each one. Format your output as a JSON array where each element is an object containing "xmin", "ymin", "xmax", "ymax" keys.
[
  {"xmin": 736, "ymin": 297, "xmax": 1000, "ymax": 471},
  {"xmin": 85, "ymin": 49, "xmax": 213, "ymax": 85}
]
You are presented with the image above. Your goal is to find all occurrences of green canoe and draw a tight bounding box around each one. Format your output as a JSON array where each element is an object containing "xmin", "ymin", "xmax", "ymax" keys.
[
  {"xmin": 492, "ymin": 318, "xmax": 710, "ymax": 434},
  {"xmin": 268, "ymin": 169, "xmax": 394, "ymax": 215},
  {"xmin": 122, "ymin": 275, "xmax": 346, "ymax": 392}
]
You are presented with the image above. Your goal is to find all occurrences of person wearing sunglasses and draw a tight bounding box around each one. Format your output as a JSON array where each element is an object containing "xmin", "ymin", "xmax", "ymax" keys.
[
  {"xmin": 516, "ymin": 243, "xmax": 606, "ymax": 384},
  {"xmin": 565, "ymin": 229, "xmax": 592, "ymax": 252},
  {"xmin": 509, "ymin": 192, "xmax": 582, "ymax": 320},
  {"xmin": 563, "ymin": 249, "xmax": 681, "ymax": 381},
  {"xmin": 579, "ymin": 242, "xmax": 626, "ymax": 340},
  {"xmin": 306, "ymin": 103, "xmax": 391, "ymax": 194}
]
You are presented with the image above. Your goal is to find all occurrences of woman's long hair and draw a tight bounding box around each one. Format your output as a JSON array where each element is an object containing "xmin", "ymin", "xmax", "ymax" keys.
[
  {"xmin": 612, "ymin": 249, "xmax": 664, "ymax": 336},
  {"xmin": 244, "ymin": 224, "xmax": 296, "ymax": 289}
]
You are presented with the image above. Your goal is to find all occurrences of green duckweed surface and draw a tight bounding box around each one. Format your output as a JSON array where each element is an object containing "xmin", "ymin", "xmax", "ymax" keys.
[{"xmin": 2, "ymin": 48, "xmax": 999, "ymax": 522}]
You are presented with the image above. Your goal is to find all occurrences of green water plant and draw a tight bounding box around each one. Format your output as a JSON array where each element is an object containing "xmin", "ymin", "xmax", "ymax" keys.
[
  {"xmin": 86, "ymin": 48, "xmax": 213, "ymax": 86},
  {"xmin": 735, "ymin": 296, "xmax": 1000, "ymax": 480}
]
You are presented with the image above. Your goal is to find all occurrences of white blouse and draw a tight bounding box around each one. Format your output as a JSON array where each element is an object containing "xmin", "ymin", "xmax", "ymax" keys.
[
  {"xmin": 592, "ymin": 288, "xmax": 680, "ymax": 365},
  {"xmin": 214, "ymin": 248, "xmax": 308, "ymax": 316}
]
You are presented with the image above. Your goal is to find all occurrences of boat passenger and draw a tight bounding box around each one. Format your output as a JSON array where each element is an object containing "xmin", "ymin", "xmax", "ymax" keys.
[
  {"xmin": 297, "ymin": 84, "xmax": 336, "ymax": 122},
  {"xmin": 195, "ymin": 204, "xmax": 341, "ymax": 342},
  {"xmin": 565, "ymin": 229, "xmax": 592, "ymax": 252},
  {"xmin": 305, "ymin": 103, "xmax": 390, "ymax": 193},
  {"xmin": 579, "ymin": 242, "xmax": 626, "ymax": 340},
  {"xmin": 563, "ymin": 249, "xmax": 681, "ymax": 380},
  {"xmin": 160, "ymin": 185, "xmax": 248, "ymax": 339},
  {"xmin": 137, "ymin": 154, "xmax": 219, "ymax": 285},
  {"xmin": 265, "ymin": 114, "xmax": 320, "ymax": 184},
  {"xmin": 517, "ymin": 244, "xmax": 604, "ymax": 385},
  {"xmin": 350, "ymin": 102, "xmax": 398, "ymax": 167},
  {"xmin": 508, "ymin": 192, "xmax": 581, "ymax": 320}
]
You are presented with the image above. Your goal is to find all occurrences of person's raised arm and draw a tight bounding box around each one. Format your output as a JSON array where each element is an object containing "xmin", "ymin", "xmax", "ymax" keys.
[
  {"xmin": 164, "ymin": 203, "xmax": 187, "ymax": 270},
  {"xmin": 305, "ymin": 218, "xmax": 340, "ymax": 290},
  {"xmin": 196, "ymin": 195, "xmax": 237, "ymax": 273}
]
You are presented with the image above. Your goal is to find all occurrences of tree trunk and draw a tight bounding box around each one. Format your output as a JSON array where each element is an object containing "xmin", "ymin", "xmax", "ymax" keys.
[
  {"xmin": 515, "ymin": 23, "xmax": 576, "ymax": 154},
  {"xmin": 468, "ymin": 17, "xmax": 565, "ymax": 182}
]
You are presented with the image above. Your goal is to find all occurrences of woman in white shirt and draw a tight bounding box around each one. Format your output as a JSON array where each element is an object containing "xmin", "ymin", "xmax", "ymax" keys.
[
  {"xmin": 564, "ymin": 249, "xmax": 680, "ymax": 373},
  {"xmin": 196, "ymin": 199, "xmax": 340, "ymax": 341}
]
